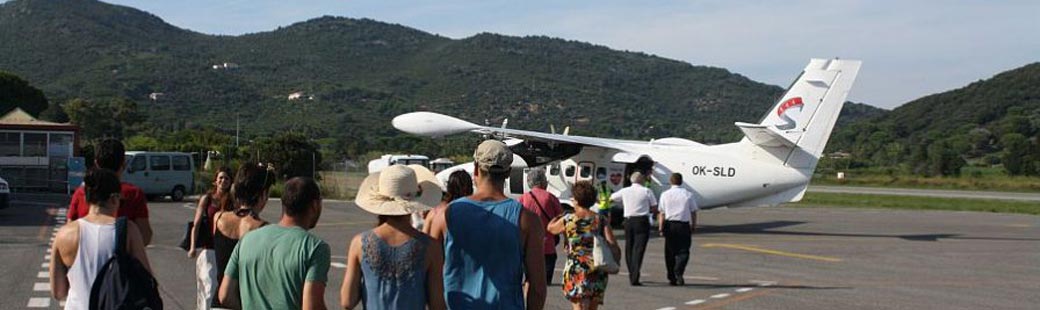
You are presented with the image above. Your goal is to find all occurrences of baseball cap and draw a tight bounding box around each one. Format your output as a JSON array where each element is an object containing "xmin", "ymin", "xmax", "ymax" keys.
[{"xmin": 474, "ymin": 140, "xmax": 512, "ymax": 173}]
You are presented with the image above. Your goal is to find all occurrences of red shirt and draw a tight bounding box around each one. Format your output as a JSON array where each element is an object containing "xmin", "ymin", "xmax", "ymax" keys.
[
  {"xmin": 67, "ymin": 183, "xmax": 149, "ymax": 221},
  {"xmin": 519, "ymin": 187, "xmax": 564, "ymax": 255}
]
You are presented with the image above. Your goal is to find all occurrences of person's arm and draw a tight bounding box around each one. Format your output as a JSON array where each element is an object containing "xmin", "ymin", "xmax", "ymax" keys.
[
  {"xmin": 189, "ymin": 195, "xmax": 209, "ymax": 258},
  {"xmin": 426, "ymin": 236, "xmax": 446, "ymax": 310},
  {"xmin": 603, "ymin": 216, "xmax": 618, "ymax": 245},
  {"xmin": 219, "ymin": 242, "xmax": 243, "ymax": 308},
  {"xmin": 219, "ymin": 276, "xmax": 240, "ymax": 309},
  {"xmin": 340, "ymin": 235, "xmax": 363, "ymax": 310},
  {"xmin": 428, "ymin": 205, "xmax": 449, "ymax": 243},
  {"xmin": 690, "ymin": 211, "xmax": 698, "ymax": 234},
  {"xmin": 302, "ymin": 282, "xmax": 327, "ymax": 310},
  {"xmin": 49, "ymin": 225, "xmax": 72, "ymax": 300},
  {"xmin": 657, "ymin": 210, "xmax": 665, "ymax": 236},
  {"xmin": 546, "ymin": 214, "xmax": 566, "ymax": 235},
  {"xmin": 130, "ymin": 192, "xmax": 153, "ymax": 245},
  {"xmin": 519, "ymin": 209, "xmax": 546, "ymax": 310},
  {"xmin": 126, "ymin": 221, "xmax": 153, "ymax": 273},
  {"xmin": 609, "ymin": 189, "xmax": 623, "ymax": 203},
  {"xmin": 303, "ymin": 242, "xmax": 331, "ymax": 310}
]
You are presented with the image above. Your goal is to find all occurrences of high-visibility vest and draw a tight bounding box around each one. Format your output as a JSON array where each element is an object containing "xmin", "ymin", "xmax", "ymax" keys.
[{"xmin": 596, "ymin": 185, "xmax": 612, "ymax": 211}]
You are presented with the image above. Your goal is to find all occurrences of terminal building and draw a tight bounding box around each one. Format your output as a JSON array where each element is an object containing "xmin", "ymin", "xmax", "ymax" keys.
[{"xmin": 0, "ymin": 108, "xmax": 79, "ymax": 192}]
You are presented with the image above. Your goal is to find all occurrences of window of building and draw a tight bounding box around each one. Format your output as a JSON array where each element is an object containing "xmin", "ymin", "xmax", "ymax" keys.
[
  {"xmin": 23, "ymin": 133, "xmax": 47, "ymax": 157},
  {"xmin": 48, "ymin": 133, "xmax": 74, "ymax": 158},
  {"xmin": 0, "ymin": 132, "xmax": 20, "ymax": 156},
  {"xmin": 150, "ymin": 155, "xmax": 170, "ymax": 171}
]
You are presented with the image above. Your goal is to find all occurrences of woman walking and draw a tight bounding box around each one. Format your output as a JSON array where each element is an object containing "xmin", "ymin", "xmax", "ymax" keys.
[
  {"xmin": 188, "ymin": 167, "xmax": 232, "ymax": 309},
  {"xmin": 211, "ymin": 163, "xmax": 273, "ymax": 308},
  {"xmin": 341, "ymin": 165, "xmax": 446, "ymax": 310},
  {"xmin": 423, "ymin": 169, "xmax": 472, "ymax": 234},
  {"xmin": 548, "ymin": 181, "xmax": 618, "ymax": 310}
]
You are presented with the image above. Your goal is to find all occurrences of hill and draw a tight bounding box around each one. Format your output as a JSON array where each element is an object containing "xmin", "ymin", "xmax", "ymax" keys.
[
  {"xmin": 0, "ymin": 0, "xmax": 885, "ymax": 157},
  {"xmin": 827, "ymin": 63, "xmax": 1040, "ymax": 175}
]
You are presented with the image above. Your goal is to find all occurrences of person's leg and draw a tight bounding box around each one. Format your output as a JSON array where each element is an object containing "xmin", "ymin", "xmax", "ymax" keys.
[
  {"xmin": 545, "ymin": 254, "xmax": 557, "ymax": 285},
  {"xmin": 624, "ymin": 218, "xmax": 636, "ymax": 283},
  {"xmin": 674, "ymin": 222, "xmax": 692, "ymax": 283},
  {"xmin": 630, "ymin": 217, "xmax": 650, "ymax": 284},
  {"xmin": 197, "ymin": 249, "xmax": 216, "ymax": 310},
  {"xmin": 663, "ymin": 222, "xmax": 677, "ymax": 284}
]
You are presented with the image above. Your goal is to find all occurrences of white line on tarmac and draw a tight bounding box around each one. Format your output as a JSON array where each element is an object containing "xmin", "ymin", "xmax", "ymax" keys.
[
  {"xmin": 33, "ymin": 282, "xmax": 49, "ymax": 291},
  {"xmin": 710, "ymin": 293, "xmax": 730, "ymax": 299},
  {"xmin": 685, "ymin": 300, "xmax": 706, "ymax": 305},
  {"xmin": 736, "ymin": 287, "xmax": 754, "ymax": 293},
  {"xmin": 41, "ymin": 263, "xmax": 49, "ymax": 268},
  {"xmin": 27, "ymin": 297, "xmax": 50, "ymax": 308},
  {"xmin": 37, "ymin": 271, "xmax": 48, "ymax": 278},
  {"xmin": 655, "ymin": 307, "xmax": 677, "ymax": 310},
  {"xmin": 331, "ymin": 262, "xmax": 347, "ymax": 268}
]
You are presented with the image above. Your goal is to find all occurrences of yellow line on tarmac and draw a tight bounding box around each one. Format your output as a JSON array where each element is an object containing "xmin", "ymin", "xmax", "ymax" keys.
[{"xmin": 701, "ymin": 243, "xmax": 842, "ymax": 262}]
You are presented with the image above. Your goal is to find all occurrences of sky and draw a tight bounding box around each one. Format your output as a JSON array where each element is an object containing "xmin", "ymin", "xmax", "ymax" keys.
[{"xmin": 91, "ymin": 1, "xmax": 1040, "ymax": 109}]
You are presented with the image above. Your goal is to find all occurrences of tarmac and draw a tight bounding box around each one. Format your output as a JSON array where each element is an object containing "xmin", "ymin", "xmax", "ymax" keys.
[{"xmin": 1, "ymin": 193, "xmax": 1037, "ymax": 309}]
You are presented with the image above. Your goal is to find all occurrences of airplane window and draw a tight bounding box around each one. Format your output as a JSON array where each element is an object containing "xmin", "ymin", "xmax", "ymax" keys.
[
  {"xmin": 579, "ymin": 165, "xmax": 592, "ymax": 178},
  {"xmin": 565, "ymin": 165, "xmax": 575, "ymax": 177},
  {"xmin": 596, "ymin": 167, "xmax": 607, "ymax": 180},
  {"xmin": 549, "ymin": 164, "xmax": 560, "ymax": 176}
]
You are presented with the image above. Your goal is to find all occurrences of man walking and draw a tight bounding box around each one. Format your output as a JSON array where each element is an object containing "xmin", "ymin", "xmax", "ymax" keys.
[
  {"xmin": 610, "ymin": 171, "xmax": 657, "ymax": 286},
  {"xmin": 657, "ymin": 173, "xmax": 698, "ymax": 286},
  {"xmin": 519, "ymin": 168, "xmax": 563, "ymax": 285},
  {"xmin": 428, "ymin": 140, "xmax": 547, "ymax": 310},
  {"xmin": 66, "ymin": 139, "xmax": 153, "ymax": 245},
  {"xmin": 219, "ymin": 177, "xmax": 330, "ymax": 310}
]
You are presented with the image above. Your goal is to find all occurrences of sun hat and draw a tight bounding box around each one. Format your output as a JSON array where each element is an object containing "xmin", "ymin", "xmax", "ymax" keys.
[
  {"xmin": 474, "ymin": 140, "xmax": 513, "ymax": 173},
  {"xmin": 355, "ymin": 164, "xmax": 442, "ymax": 216}
]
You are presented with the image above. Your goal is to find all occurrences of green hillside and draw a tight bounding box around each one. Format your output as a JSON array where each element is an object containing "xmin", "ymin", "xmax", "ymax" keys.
[
  {"xmin": 827, "ymin": 63, "xmax": 1040, "ymax": 176},
  {"xmin": 0, "ymin": 0, "xmax": 884, "ymax": 159}
]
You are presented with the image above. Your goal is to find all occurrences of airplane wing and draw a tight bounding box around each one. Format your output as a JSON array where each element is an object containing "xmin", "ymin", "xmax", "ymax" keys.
[{"xmin": 392, "ymin": 112, "xmax": 642, "ymax": 152}]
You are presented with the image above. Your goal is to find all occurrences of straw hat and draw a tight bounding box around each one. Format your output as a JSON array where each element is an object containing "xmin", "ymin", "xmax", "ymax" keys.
[{"xmin": 355, "ymin": 165, "xmax": 442, "ymax": 216}]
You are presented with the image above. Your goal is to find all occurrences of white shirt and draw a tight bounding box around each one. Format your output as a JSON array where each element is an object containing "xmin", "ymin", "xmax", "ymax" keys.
[
  {"xmin": 610, "ymin": 183, "xmax": 657, "ymax": 217},
  {"xmin": 66, "ymin": 219, "xmax": 117, "ymax": 310},
  {"xmin": 659, "ymin": 185, "xmax": 698, "ymax": 222}
]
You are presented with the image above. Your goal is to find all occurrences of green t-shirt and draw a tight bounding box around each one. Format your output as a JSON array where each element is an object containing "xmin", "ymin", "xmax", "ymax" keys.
[{"xmin": 225, "ymin": 225, "xmax": 331, "ymax": 310}]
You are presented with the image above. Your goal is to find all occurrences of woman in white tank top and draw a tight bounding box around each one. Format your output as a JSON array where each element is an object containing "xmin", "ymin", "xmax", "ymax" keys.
[{"xmin": 49, "ymin": 169, "xmax": 152, "ymax": 309}]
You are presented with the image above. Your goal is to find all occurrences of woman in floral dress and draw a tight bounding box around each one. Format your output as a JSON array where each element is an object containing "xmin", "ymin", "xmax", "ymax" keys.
[{"xmin": 549, "ymin": 181, "xmax": 619, "ymax": 310}]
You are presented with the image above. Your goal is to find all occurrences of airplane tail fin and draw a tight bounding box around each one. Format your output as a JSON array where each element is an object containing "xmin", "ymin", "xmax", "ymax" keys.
[{"xmin": 736, "ymin": 58, "xmax": 861, "ymax": 169}]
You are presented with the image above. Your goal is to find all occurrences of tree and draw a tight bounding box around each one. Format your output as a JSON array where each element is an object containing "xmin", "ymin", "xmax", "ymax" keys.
[
  {"xmin": 926, "ymin": 140, "xmax": 966, "ymax": 176},
  {"xmin": 1000, "ymin": 133, "xmax": 1031, "ymax": 176},
  {"xmin": 62, "ymin": 98, "xmax": 142, "ymax": 142},
  {"xmin": 249, "ymin": 132, "xmax": 322, "ymax": 179},
  {"xmin": 0, "ymin": 71, "xmax": 49, "ymax": 116}
]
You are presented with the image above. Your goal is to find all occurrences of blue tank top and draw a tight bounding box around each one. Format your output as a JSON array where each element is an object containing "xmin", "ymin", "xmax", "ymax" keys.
[
  {"xmin": 360, "ymin": 230, "xmax": 430, "ymax": 310},
  {"xmin": 444, "ymin": 197, "xmax": 525, "ymax": 309}
]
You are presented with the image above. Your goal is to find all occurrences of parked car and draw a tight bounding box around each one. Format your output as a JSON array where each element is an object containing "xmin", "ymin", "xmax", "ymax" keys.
[{"xmin": 123, "ymin": 151, "xmax": 195, "ymax": 201}]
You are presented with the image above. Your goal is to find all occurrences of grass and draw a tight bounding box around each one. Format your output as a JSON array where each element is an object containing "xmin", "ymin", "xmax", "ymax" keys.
[
  {"xmin": 317, "ymin": 170, "xmax": 366, "ymax": 200},
  {"xmin": 811, "ymin": 170, "xmax": 1040, "ymax": 192},
  {"xmin": 789, "ymin": 192, "xmax": 1040, "ymax": 215}
]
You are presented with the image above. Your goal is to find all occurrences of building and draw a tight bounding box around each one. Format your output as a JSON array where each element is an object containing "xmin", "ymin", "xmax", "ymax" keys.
[{"xmin": 0, "ymin": 108, "xmax": 80, "ymax": 191}]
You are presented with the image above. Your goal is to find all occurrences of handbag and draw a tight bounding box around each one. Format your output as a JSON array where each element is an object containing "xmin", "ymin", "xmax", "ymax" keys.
[
  {"xmin": 179, "ymin": 195, "xmax": 214, "ymax": 251},
  {"xmin": 177, "ymin": 222, "xmax": 193, "ymax": 251},
  {"xmin": 591, "ymin": 216, "xmax": 620, "ymax": 274}
]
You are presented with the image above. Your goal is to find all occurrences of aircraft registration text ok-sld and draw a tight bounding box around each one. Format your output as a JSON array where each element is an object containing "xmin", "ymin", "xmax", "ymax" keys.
[{"xmin": 691, "ymin": 166, "xmax": 737, "ymax": 177}]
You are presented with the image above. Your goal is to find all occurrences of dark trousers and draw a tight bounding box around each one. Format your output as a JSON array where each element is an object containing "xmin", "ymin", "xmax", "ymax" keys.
[
  {"xmin": 663, "ymin": 221, "xmax": 692, "ymax": 282},
  {"xmin": 623, "ymin": 216, "xmax": 650, "ymax": 284},
  {"xmin": 545, "ymin": 254, "xmax": 557, "ymax": 284}
]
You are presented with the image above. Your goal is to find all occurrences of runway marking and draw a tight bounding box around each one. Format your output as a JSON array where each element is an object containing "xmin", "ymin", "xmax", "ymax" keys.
[
  {"xmin": 685, "ymin": 299, "xmax": 706, "ymax": 305},
  {"xmin": 655, "ymin": 307, "xmax": 676, "ymax": 310},
  {"xmin": 37, "ymin": 271, "xmax": 48, "ymax": 278},
  {"xmin": 33, "ymin": 282, "xmax": 49, "ymax": 291},
  {"xmin": 331, "ymin": 262, "xmax": 347, "ymax": 268},
  {"xmin": 702, "ymin": 243, "xmax": 842, "ymax": 262},
  {"xmin": 736, "ymin": 287, "xmax": 754, "ymax": 293},
  {"xmin": 41, "ymin": 263, "xmax": 49, "ymax": 268},
  {"xmin": 710, "ymin": 293, "xmax": 730, "ymax": 299},
  {"xmin": 27, "ymin": 297, "xmax": 50, "ymax": 307}
]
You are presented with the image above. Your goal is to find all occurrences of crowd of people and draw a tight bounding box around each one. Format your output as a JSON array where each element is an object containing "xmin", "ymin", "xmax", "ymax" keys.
[{"xmin": 48, "ymin": 138, "xmax": 700, "ymax": 310}]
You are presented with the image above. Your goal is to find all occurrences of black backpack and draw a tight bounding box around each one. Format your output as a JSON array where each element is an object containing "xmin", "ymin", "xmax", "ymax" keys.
[{"xmin": 89, "ymin": 217, "xmax": 163, "ymax": 310}]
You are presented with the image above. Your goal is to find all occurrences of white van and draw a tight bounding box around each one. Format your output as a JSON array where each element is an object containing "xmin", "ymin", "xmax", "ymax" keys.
[{"xmin": 123, "ymin": 151, "xmax": 195, "ymax": 201}]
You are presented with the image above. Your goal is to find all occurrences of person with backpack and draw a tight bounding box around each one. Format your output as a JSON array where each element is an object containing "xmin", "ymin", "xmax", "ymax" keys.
[
  {"xmin": 66, "ymin": 139, "xmax": 152, "ymax": 245},
  {"xmin": 519, "ymin": 168, "xmax": 564, "ymax": 285},
  {"xmin": 49, "ymin": 168, "xmax": 154, "ymax": 309}
]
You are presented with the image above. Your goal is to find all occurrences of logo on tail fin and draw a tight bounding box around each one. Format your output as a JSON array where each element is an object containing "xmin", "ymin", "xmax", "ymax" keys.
[{"xmin": 775, "ymin": 97, "xmax": 804, "ymax": 130}]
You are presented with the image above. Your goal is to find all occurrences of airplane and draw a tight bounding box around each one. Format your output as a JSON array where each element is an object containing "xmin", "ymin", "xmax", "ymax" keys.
[{"xmin": 391, "ymin": 58, "xmax": 861, "ymax": 216}]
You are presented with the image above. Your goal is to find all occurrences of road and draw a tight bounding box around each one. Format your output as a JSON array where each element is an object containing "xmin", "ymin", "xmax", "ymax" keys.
[
  {"xmin": 2, "ymin": 193, "xmax": 1037, "ymax": 309},
  {"xmin": 808, "ymin": 185, "xmax": 1040, "ymax": 202}
]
